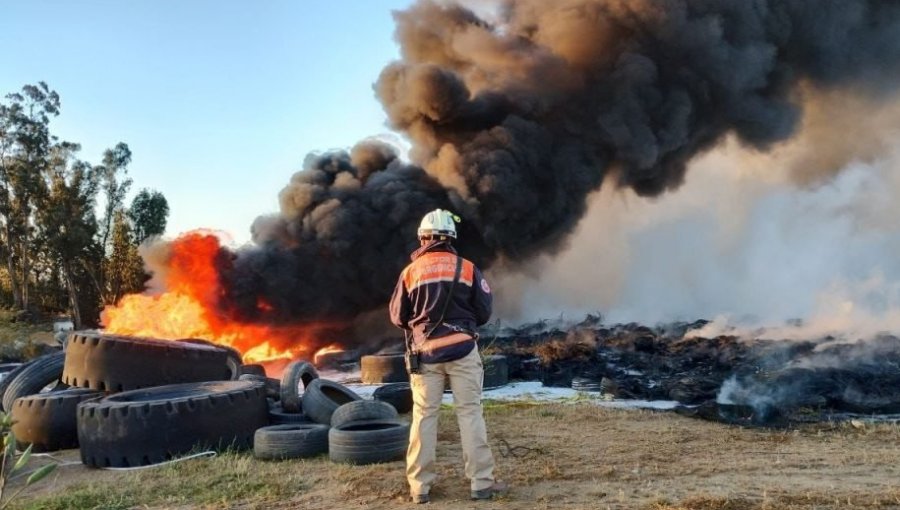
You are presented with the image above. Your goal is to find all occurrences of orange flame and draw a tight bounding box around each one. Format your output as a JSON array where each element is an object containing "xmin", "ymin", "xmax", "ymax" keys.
[{"xmin": 102, "ymin": 232, "xmax": 343, "ymax": 369}]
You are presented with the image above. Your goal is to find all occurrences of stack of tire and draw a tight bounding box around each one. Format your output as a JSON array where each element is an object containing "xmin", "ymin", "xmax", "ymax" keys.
[
  {"xmin": 7, "ymin": 332, "xmax": 269, "ymax": 467},
  {"xmin": 253, "ymin": 363, "xmax": 409, "ymax": 465}
]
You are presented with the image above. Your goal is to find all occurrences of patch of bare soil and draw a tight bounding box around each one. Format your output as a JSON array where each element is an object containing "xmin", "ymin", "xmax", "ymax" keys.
[{"xmin": 20, "ymin": 403, "xmax": 900, "ymax": 509}]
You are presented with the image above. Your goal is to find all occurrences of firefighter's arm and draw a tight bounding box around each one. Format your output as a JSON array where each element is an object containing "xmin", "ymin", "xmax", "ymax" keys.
[
  {"xmin": 471, "ymin": 266, "xmax": 493, "ymax": 326},
  {"xmin": 389, "ymin": 271, "xmax": 412, "ymax": 330}
]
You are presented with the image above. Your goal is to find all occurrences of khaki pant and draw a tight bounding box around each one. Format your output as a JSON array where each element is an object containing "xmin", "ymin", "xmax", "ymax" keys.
[{"xmin": 407, "ymin": 347, "xmax": 496, "ymax": 496}]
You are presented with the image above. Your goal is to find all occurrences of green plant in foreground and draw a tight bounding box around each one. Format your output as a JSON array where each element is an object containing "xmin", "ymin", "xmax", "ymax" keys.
[{"xmin": 0, "ymin": 413, "xmax": 55, "ymax": 509}]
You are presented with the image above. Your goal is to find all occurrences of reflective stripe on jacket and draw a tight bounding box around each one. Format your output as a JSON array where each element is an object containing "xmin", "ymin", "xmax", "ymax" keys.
[{"xmin": 389, "ymin": 240, "xmax": 492, "ymax": 364}]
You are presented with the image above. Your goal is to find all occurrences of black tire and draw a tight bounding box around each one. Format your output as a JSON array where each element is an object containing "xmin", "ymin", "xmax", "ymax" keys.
[
  {"xmin": 330, "ymin": 400, "xmax": 398, "ymax": 428},
  {"xmin": 360, "ymin": 354, "xmax": 408, "ymax": 384},
  {"xmin": 302, "ymin": 379, "xmax": 362, "ymax": 425},
  {"xmin": 241, "ymin": 364, "xmax": 267, "ymax": 377},
  {"xmin": 2, "ymin": 351, "xmax": 66, "ymax": 412},
  {"xmin": 253, "ymin": 424, "xmax": 329, "ymax": 460},
  {"xmin": 329, "ymin": 420, "xmax": 409, "ymax": 465},
  {"xmin": 373, "ymin": 383, "xmax": 413, "ymax": 414},
  {"xmin": 0, "ymin": 363, "xmax": 27, "ymax": 412},
  {"xmin": 11, "ymin": 388, "xmax": 102, "ymax": 452},
  {"xmin": 483, "ymin": 355, "xmax": 508, "ymax": 390},
  {"xmin": 63, "ymin": 333, "xmax": 235, "ymax": 392},
  {"xmin": 77, "ymin": 380, "xmax": 268, "ymax": 468},
  {"xmin": 280, "ymin": 360, "xmax": 319, "ymax": 413},
  {"xmin": 182, "ymin": 339, "xmax": 244, "ymax": 381},
  {"xmin": 268, "ymin": 403, "xmax": 311, "ymax": 425}
]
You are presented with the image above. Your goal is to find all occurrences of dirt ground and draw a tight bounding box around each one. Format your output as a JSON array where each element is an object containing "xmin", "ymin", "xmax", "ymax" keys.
[{"xmin": 16, "ymin": 402, "xmax": 900, "ymax": 510}]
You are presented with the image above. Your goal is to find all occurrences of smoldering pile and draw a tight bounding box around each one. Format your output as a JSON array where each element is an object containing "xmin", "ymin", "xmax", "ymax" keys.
[{"xmin": 479, "ymin": 317, "xmax": 900, "ymax": 426}]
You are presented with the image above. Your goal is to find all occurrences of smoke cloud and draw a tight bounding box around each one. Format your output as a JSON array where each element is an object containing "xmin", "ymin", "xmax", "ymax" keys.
[{"xmin": 206, "ymin": 0, "xmax": 900, "ymax": 324}]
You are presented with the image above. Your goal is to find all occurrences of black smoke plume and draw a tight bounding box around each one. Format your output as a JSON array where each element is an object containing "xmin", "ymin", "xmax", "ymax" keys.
[{"xmin": 213, "ymin": 0, "xmax": 900, "ymax": 324}]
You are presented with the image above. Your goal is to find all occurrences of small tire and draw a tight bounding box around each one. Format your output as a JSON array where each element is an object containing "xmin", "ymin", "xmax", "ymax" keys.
[
  {"xmin": 329, "ymin": 420, "xmax": 409, "ymax": 465},
  {"xmin": 11, "ymin": 388, "xmax": 102, "ymax": 452},
  {"xmin": 302, "ymin": 379, "xmax": 362, "ymax": 425},
  {"xmin": 241, "ymin": 364, "xmax": 266, "ymax": 377},
  {"xmin": 2, "ymin": 351, "xmax": 66, "ymax": 412},
  {"xmin": 77, "ymin": 380, "xmax": 268, "ymax": 468},
  {"xmin": 280, "ymin": 360, "xmax": 318, "ymax": 413},
  {"xmin": 482, "ymin": 355, "xmax": 508, "ymax": 390},
  {"xmin": 269, "ymin": 403, "xmax": 311, "ymax": 425},
  {"xmin": 330, "ymin": 400, "xmax": 398, "ymax": 428},
  {"xmin": 360, "ymin": 354, "xmax": 408, "ymax": 384},
  {"xmin": 373, "ymin": 383, "xmax": 413, "ymax": 414},
  {"xmin": 254, "ymin": 424, "xmax": 329, "ymax": 460}
]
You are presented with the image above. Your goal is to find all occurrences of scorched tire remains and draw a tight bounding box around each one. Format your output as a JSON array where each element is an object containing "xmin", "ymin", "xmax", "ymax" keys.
[
  {"xmin": 77, "ymin": 380, "xmax": 268, "ymax": 468},
  {"xmin": 360, "ymin": 354, "xmax": 408, "ymax": 384},
  {"xmin": 329, "ymin": 420, "xmax": 410, "ymax": 465},
  {"xmin": 63, "ymin": 333, "xmax": 237, "ymax": 392},
  {"xmin": 1, "ymin": 351, "xmax": 66, "ymax": 412},
  {"xmin": 330, "ymin": 400, "xmax": 398, "ymax": 428},
  {"xmin": 11, "ymin": 388, "xmax": 102, "ymax": 452},
  {"xmin": 253, "ymin": 424, "xmax": 329, "ymax": 460}
]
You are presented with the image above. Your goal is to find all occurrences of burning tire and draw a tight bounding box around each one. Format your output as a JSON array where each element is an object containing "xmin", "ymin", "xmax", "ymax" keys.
[
  {"xmin": 483, "ymin": 355, "xmax": 508, "ymax": 390},
  {"xmin": 328, "ymin": 420, "xmax": 409, "ymax": 465},
  {"xmin": 77, "ymin": 380, "xmax": 268, "ymax": 468},
  {"xmin": 373, "ymin": 382, "xmax": 413, "ymax": 414},
  {"xmin": 63, "ymin": 333, "xmax": 236, "ymax": 392},
  {"xmin": 254, "ymin": 424, "xmax": 329, "ymax": 460},
  {"xmin": 2, "ymin": 351, "xmax": 66, "ymax": 412},
  {"xmin": 360, "ymin": 354, "xmax": 408, "ymax": 384},
  {"xmin": 330, "ymin": 400, "xmax": 398, "ymax": 428},
  {"xmin": 302, "ymin": 379, "xmax": 362, "ymax": 425},
  {"xmin": 11, "ymin": 388, "xmax": 102, "ymax": 452},
  {"xmin": 280, "ymin": 360, "xmax": 319, "ymax": 413}
]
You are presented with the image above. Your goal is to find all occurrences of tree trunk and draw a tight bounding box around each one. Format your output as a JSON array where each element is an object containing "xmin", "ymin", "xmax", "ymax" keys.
[
  {"xmin": 62, "ymin": 262, "xmax": 82, "ymax": 329},
  {"xmin": 20, "ymin": 237, "xmax": 29, "ymax": 309},
  {"xmin": 5, "ymin": 245, "xmax": 21, "ymax": 310}
]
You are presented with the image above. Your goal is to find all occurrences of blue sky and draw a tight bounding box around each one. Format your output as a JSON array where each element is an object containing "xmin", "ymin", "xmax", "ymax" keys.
[{"xmin": 0, "ymin": 0, "xmax": 414, "ymax": 244}]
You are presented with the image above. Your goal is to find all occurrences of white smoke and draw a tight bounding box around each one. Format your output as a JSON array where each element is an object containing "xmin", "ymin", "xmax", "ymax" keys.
[{"xmin": 492, "ymin": 90, "xmax": 900, "ymax": 338}]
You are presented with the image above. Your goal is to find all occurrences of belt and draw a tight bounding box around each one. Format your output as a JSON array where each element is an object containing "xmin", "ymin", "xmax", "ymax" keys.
[{"xmin": 417, "ymin": 332, "xmax": 474, "ymax": 354}]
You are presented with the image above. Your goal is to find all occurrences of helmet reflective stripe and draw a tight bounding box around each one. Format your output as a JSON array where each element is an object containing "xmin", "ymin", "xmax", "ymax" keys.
[{"xmin": 418, "ymin": 209, "xmax": 458, "ymax": 239}]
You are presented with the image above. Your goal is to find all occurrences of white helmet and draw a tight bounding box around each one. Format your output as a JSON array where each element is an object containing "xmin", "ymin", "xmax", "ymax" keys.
[{"xmin": 418, "ymin": 209, "xmax": 459, "ymax": 239}]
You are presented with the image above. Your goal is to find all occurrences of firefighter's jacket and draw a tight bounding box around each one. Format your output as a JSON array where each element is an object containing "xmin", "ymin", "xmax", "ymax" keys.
[{"xmin": 390, "ymin": 240, "xmax": 492, "ymax": 364}]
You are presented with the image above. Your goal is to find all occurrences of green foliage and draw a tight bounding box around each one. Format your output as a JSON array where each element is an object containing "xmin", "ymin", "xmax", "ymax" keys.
[
  {"xmin": 0, "ymin": 413, "xmax": 56, "ymax": 509},
  {"xmin": 0, "ymin": 83, "xmax": 169, "ymax": 326},
  {"xmin": 128, "ymin": 188, "xmax": 169, "ymax": 244}
]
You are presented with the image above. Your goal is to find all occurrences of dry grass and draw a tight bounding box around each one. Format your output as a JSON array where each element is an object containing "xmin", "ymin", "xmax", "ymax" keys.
[{"xmin": 12, "ymin": 402, "xmax": 900, "ymax": 509}]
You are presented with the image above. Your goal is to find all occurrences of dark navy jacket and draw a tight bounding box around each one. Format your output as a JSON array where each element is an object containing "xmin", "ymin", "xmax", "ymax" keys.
[{"xmin": 390, "ymin": 240, "xmax": 492, "ymax": 363}]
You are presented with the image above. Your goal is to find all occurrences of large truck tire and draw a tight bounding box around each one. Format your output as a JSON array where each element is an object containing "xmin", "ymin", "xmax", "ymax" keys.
[
  {"xmin": 2, "ymin": 351, "xmax": 66, "ymax": 412},
  {"xmin": 77, "ymin": 380, "xmax": 268, "ymax": 468},
  {"xmin": 254, "ymin": 424, "xmax": 329, "ymax": 460},
  {"xmin": 302, "ymin": 379, "xmax": 362, "ymax": 425},
  {"xmin": 280, "ymin": 360, "xmax": 318, "ymax": 413},
  {"xmin": 329, "ymin": 420, "xmax": 409, "ymax": 465},
  {"xmin": 11, "ymin": 388, "xmax": 102, "ymax": 452},
  {"xmin": 63, "ymin": 333, "xmax": 235, "ymax": 392},
  {"xmin": 360, "ymin": 354, "xmax": 408, "ymax": 384},
  {"xmin": 330, "ymin": 400, "xmax": 398, "ymax": 428}
]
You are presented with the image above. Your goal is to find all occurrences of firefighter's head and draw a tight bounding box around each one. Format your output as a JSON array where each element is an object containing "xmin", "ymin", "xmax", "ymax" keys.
[{"xmin": 418, "ymin": 209, "xmax": 459, "ymax": 245}]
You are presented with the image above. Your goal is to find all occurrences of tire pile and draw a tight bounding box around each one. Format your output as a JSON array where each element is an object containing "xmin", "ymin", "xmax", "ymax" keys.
[
  {"xmin": 2, "ymin": 333, "xmax": 413, "ymax": 468},
  {"xmin": 254, "ymin": 361, "xmax": 410, "ymax": 465}
]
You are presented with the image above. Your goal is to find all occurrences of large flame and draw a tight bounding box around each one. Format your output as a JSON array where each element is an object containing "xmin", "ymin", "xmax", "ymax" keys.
[{"xmin": 102, "ymin": 232, "xmax": 342, "ymax": 368}]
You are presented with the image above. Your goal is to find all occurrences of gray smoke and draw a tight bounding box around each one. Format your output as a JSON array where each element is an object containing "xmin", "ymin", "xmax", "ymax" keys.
[{"xmin": 211, "ymin": 0, "xmax": 900, "ymax": 324}]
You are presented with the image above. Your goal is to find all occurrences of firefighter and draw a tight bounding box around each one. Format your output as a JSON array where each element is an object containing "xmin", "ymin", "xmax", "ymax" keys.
[{"xmin": 390, "ymin": 208, "xmax": 508, "ymax": 504}]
